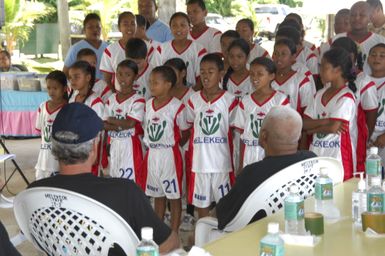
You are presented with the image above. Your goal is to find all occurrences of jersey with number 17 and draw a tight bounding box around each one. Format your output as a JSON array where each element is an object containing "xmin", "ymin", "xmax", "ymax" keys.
[{"xmin": 187, "ymin": 91, "xmax": 238, "ymax": 173}]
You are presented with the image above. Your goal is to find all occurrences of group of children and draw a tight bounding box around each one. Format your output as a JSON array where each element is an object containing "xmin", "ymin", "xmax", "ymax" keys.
[{"xmin": 33, "ymin": 0, "xmax": 385, "ymax": 231}]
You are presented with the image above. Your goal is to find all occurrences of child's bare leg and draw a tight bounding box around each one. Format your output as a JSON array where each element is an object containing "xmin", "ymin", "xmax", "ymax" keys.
[
  {"xmin": 154, "ymin": 197, "xmax": 167, "ymax": 221},
  {"xmin": 197, "ymin": 207, "xmax": 210, "ymax": 219},
  {"xmin": 169, "ymin": 198, "xmax": 182, "ymax": 232}
]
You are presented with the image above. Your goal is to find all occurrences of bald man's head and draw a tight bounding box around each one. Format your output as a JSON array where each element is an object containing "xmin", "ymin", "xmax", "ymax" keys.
[
  {"xmin": 259, "ymin": 106, "xmax": 302, "ymax": 156},
  {"xmin": 350, "ymin": 1, "xmax": 371, "ymax": 31}
]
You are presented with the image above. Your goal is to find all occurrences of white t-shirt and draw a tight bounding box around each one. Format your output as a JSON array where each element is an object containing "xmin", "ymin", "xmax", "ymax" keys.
[
  {"xmin": 271, "ymin": 70, "xmax": 316, "ymax": 113},
  {"xmin": 99, "ymin": 41, "xmax": 126, "ymax": 91},
  {"xmin": 234, "ymin": 91, "xmax": 289, "ymax": 166},
  {"xmin": 371, "ymin": 80, "xmax": 385, "ymax": 143},
  {"xmin": 186, "ymin": 91, "xmax": 238, "ymax": 173},
  {"xmin": 146, "ymin": 39, "xmax": 162, "ymax": 67},
  {"xmin": 35, "ymin": 102, "xmax": 65, "ymax": 172},
  {"xmin": 188, "ymin": 27, "xmax": 222, "ymax": 54},
  {"xmin": 143, "ymin": 97, "xmax": 189, "ymax": 148},
  {"xmin": 158, "ymin": 40, "xmax": 207, "ymax": 87},
  {"xmin": 304, "ymin": 86, "xmax": 357, "ymax": 179}
]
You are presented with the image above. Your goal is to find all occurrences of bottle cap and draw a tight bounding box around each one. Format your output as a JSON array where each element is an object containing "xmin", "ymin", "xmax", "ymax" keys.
[
  {"xmin": 358, "ymin": 172, "xmax": 366, "ymax": 191},
  {"xmin": 289, "ymin": 184, "xmax": 299, "ymax": 194},
  {"xmin": 319, "ymin": 167, "xmax": 328, "ymax": 176},
  {"xmin": 267, "ymin": 222, "xmax": 279, "ymax": 234},
  {"xmin": 370, "ymin": 147, "xmax": 379, "ymax": 155},
  {"xmin": 141, "ymin": 227, "xmax": 153, "ymax": 240}
]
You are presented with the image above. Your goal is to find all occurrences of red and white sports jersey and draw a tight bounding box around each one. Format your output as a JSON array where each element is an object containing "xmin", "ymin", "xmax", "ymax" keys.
[
  {"xmin": 295, "ymin": 46, "xmax": 319, "ymax": 75},
  {"xmin": 69, "ymin": 90, "xmax": 105, "ymax": 118},
  {"xmin": 234, "ymin": 91, "xmax": 289, "ymax": 166},
  {"xmin": 227, "ymin": 75, "xmax": 253, "ymax": 99},
  {"xmin": 104, "ymin": 93, "xmax": 145, "ymax": 181},
  {"xmin": 132, "ymin": 63, "xmax": 153, "ymax": 100},
  {"xmin": 35, "ymin": 102, "xmax": 65, "ymax": 173},
  {"xmin": 370, "ymin": 76, "xmax": 385, "ymax": 89},
  {"xmin": 304, "ymin": 86, "xmax": 357, "ymax": 180},
  {"xmin": 146, "ymin": 39, "xmax": 162, "ymax": 67},
  {"xmin": 355, "ymin": 73, "xmax": 378, "ymax": 172},
  {"xmin": 248, "ymin": 44, "xmax": 270, "ymax": 64},
  {"xmin": 186, "ymin": 91, "xmax": 238, "ymax": 173},
  {"xmin": 321, "ymin": 32, "xmax": 385, "ymax": 74},
  {"xmin": 93, "ymin": 79, "xmax": 112, "ymax": 103},
  {"xmin": 143, "ymin": 97, "xmax": 189, "ymax": 148},
  {"xmin": 303, "ymin": 40, "xmax": 317, "ymax": 54},
  {"xmin": 371, "ymin": 80, "xmax": 385, "ymax": 144},
  {"xmin": 104, "ymin": 93, "xmax": 145, "ymax": 138},
  {"xmin": 176, "ymin": 87, "xmax": 195, "ymax": 106},
  {"xmin": 99, "ymin": 41, "xmax": 126, "ymax": 91},
  {"xmin": 188, "ymin": 27, "xmax": 222, "ymax": 54},
  {"xmin": 271, "ymin": 70, "xmax": 315, "ymax": 113},
  {"xmin": 158, "ymin": 40, "xmax": 207, "ymax": 87}
]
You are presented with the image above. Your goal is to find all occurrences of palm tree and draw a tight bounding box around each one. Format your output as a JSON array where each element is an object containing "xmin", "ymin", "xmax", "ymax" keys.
[{"xmin": 3, "ymin": 0, "xmax": 52, "ymax": 53}]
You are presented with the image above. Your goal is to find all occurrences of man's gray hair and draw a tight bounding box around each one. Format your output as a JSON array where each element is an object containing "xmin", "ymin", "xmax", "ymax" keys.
[
  {"xmin": 262, "ymin": 106, "xmax": 303, "ymax": 144},
  {"xmin": 51, "ymin": 131, "xmax": 96, "ymax": 165}
]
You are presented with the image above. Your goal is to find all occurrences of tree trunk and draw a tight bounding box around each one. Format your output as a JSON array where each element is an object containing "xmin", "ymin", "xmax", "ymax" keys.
[{"xmin": 57, "ymin": 0, "xmax": 70, "ymax": 60}]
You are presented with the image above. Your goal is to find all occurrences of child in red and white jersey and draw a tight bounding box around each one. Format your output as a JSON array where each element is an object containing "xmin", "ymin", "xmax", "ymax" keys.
[{"xmin": 303, "ymin": 48, "xmax": 357, "ymax": 180}]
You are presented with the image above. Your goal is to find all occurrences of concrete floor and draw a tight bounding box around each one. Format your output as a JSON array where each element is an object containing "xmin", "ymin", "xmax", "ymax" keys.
[{"xmin": 0, "ymin": 138, "xmax": 41, "ymax": 255}]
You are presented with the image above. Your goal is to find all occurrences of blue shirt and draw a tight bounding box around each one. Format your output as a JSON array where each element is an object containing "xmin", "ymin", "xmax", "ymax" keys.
[
  {"xmin": 146, "ymin": 19, "xmax": 173, "ymax": 43},
  {"xmin": 64, "ymin": 39, "xmax": 109, "ymax": 80}
]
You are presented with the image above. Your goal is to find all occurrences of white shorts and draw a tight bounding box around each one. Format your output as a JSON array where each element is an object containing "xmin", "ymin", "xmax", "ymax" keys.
[
  {"xmin": 109, "ymin": 136, "xmax": 143, "ymax": 185},
  {"xmin": 144, "ymin": 147, "xmax": 183, "ymax": 199},
  {"xmin": 188, "ymin": 172, "xmax": 232, "ymax": 208},
  {"xmin": 35, "ymin": 169, "xmax": 58, "ymax": 181}
]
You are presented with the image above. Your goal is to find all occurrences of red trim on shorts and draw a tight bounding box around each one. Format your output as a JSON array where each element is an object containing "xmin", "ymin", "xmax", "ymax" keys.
[
  {"xmin": 340, "ymin": 121, "xmax": 354, "ymax": 180},
  {"xmin": 173, "ymin": 145, "xmax": 184, "ymax": 195},
  {"xmin": 132, "ymin": 135, "xmax": 145, "ymax": 190},
  {"xmin": 356, "ymin": 104, "xmax": 367, "ymax": 173},
  {"xmin": 142, "ymin": 150, "xmax": 149, "ymax": 192}
]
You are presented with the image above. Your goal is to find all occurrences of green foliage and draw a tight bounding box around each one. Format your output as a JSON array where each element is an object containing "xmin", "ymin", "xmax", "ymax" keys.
[
  {"xmin": 278, "ymin": 0, "xmax": 303, "ymax": 7},
  {"xmin": 205, "ymin": 0, "xmax": 233, "ymax": 16},
  {"xmin": 3, "ymin": 0, "xmax": 51, "ymax": 52}
]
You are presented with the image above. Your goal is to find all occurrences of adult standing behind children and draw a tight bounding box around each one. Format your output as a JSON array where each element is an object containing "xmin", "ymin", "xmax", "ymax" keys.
[
  {"xmin": 320, "ymin": 1, "xmax": 385, "ymax": 74},
  {"xmin": 63, "ymin": 13, "xmax": 108, "ymax": 80},
  {"xmin": 28, "ymin": 102, "xmax": 180, "ymax": 254},
  {"xmin": 138, "ymin": 0, "xmax": 173, "ymax": 43}
]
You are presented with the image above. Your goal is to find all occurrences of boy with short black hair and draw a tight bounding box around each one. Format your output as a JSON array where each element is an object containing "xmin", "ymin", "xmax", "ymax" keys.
[
  {"xmin": 187, "ymin": 0, "xmax": 222, "ymax": 54},
  {"xmin": 125, "ymin": 38, "xmax": 154, "ymax": 100},
  {"xmin": 186, "ymin": 53, "xmax": 238, "ymax": 218}
]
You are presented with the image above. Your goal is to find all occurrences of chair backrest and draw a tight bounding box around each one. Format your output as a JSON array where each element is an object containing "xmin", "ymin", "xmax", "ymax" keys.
[
  {"xmin": 224, "ymin": 157, "xmax": 343, "ymax": 232},
  {"xmin": 13, "ymin": 187, "xmax": 140, "ymax": 256}
]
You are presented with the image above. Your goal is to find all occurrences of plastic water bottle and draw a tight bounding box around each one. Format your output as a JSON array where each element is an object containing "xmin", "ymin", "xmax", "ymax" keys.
[
  {"xmin": 366, "ymin": 147, "xmax": 382, "ymax": 189},
  {"xmin": 259, "ymin": 222, "xmax": 284, "ymax": 256},
  {"xmin": 367, "ymin": 177, "xmax": 385, "ymax": 213},
  {"xmin": 352, "ymin": 172, "xmax": 367, "ymax": 224},
  {"xmin": 136, "ymin": 227, "xmax": 159, "ymax": 256},
  {"xmin": 284, "ymin": 185, "xmax": 305, "ymax": 235},
  {"xmin": 314, "ymin": 167, "xmax": 340, "ymax": 221}
]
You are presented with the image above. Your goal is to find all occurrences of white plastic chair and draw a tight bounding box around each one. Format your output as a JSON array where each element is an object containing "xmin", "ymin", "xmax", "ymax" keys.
[
  {"xmin": 195, "ymin": 157, "xmax": 344, "ymax": 246},
  {"xmin": 0, "ymin": 154, "xmax": 16, "ymax": 208},
  {"xmin": 13, "ymin": 187, "xmax": 140, "ymax": 256}
]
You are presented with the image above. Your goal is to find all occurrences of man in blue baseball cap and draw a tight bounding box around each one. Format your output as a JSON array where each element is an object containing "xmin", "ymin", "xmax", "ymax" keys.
[{"xmin": 28, "ymin": 103, "xmax": 180, "ymax": 253}]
